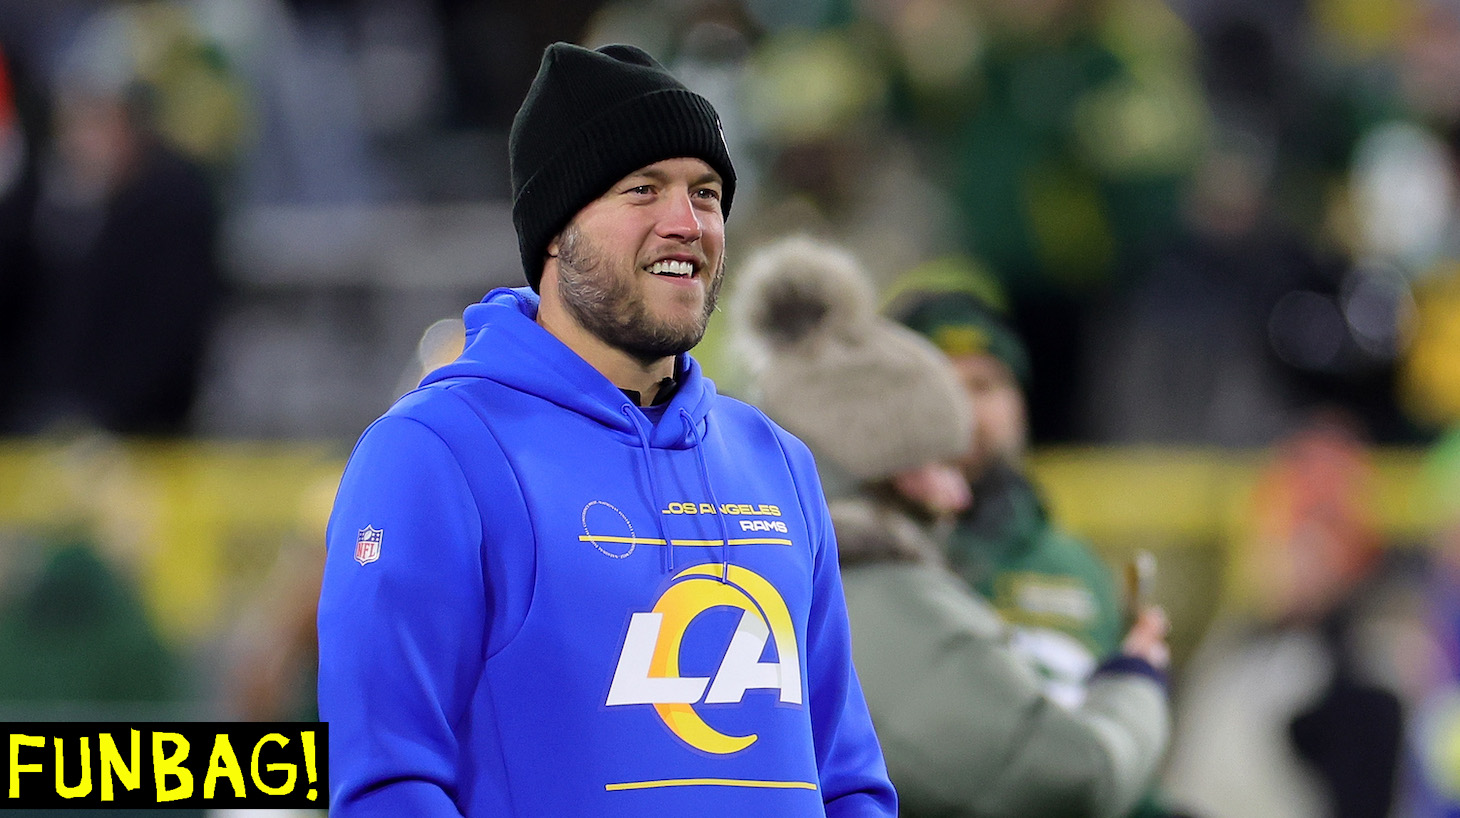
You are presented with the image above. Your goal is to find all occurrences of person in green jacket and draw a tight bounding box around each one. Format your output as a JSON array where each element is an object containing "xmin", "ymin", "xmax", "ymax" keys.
[
  {"xmin": 887, "ymin": 270, "xmax": 1123, "ymax": 707},
  {"xmin": 731, "ymin": 234, "xmax": 1171, "ymax": 818}
]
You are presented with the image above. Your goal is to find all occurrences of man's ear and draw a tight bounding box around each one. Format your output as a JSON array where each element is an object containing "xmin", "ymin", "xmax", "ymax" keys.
[{"xmin": 546, "ymin": 238, "xmax": 559, "ymax": 259}]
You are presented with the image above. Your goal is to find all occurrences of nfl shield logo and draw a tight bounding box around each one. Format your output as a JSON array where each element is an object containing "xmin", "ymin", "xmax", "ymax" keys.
[{"xmin": 355, "ymin": 526, "xmax": 383, "ymax": 566}]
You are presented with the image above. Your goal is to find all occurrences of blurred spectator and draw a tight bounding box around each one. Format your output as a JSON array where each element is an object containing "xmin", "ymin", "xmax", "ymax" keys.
[
  {"xmin": 0, "ymin": 534, "xmax": 201, "ymax": 818},
  {"xmin": 0, "ymin": 0, "xmax": 1436, "ymax": 447},
  {"xmin": 1399, "ymin": 119, "xmax": 1460, "ymax": 432},
  {"xmin": 196, "ymin": 0, "xmax": 383, "ymax": 205},
  {"xmin": 1176, "ymin": 0, "xmax": 1390, "ymax": 237},
  {"xmin": 1341, "ymin": 0, "xmax": 1460, "ymax": 438},
  {"xmin": 888, "ymin": 265, "xmax": 1182, "ymax": 817},
  {"xmin": 219, "ymin": 532, "xmax": 323, "ymax": 723},
  {"xmin": 0, "ymin": 537, "xmax": 184, "ymax": 708},
  {"xmin": 734, "ymin": 18, "xmax": 958, "ymax": 290},
  {"xmin": 887, "ymin": 266, "xmax": 1124, "ymax": 706},
  {"xmin": 1163, "ymin": 412, "xmax": 1405, "ymax": 818},
  {"xmin": 731, "ymin": 234, "xmax": 1172, "ymax": 818},
  {"xmin": 4, "ymin": 8, "xmax": 223, "ymax": 436},
  {"xmin": 1092, "ymin": 0, "xmax": 1447, "ymax": 448},
  {"xmin": 1089, "ymin": 129, "xmax": 1381, "ymax": 446},
  {"xmin": 1400, "ymin": 422, "xmax": 1460, "ymax": 815},
  {"xmin": 1160, "ymin": 0, "xmax": 1460, "ymax": 443},
  {"xmin": 883, "ymin": 0, "xmax": 1209, "ymax": 442},
  {"xmin": 0, "ymin": 42, "xmax": 36, "ymax": 428}
]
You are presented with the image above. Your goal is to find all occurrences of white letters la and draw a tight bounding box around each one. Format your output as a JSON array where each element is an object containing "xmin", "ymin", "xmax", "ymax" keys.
[
  {"xmin": 605, "ymin": 612, "xmax": 709, "ymax": 705},
  {"xmin": 604, "ymin": 564, "xmax": 804, "ymax": 754},
  {"xmin": 706, "ymin": 610, "xmax": 800, "ymax": 704}
]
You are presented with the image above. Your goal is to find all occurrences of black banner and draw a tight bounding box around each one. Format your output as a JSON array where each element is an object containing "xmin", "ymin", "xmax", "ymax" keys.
[{"xmin": 2, "ymin": 722, "xmax": 326, "ymax": 809}]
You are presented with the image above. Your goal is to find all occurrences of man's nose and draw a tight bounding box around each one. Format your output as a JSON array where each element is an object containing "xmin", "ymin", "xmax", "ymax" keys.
[{"xmin": 656, "ymin": 189, "xmax": 703, "ymax": 242}]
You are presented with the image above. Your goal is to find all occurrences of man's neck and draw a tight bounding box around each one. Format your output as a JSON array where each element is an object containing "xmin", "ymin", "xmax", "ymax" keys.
[{"xmin": 536, "ymin": 299, "xmax": 677, "ymax": 406}]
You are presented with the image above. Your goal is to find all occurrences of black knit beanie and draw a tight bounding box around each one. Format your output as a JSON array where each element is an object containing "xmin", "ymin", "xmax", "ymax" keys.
[{"xmin": 510, "ymin": 42, "xmax": 737, "ymax": 291}]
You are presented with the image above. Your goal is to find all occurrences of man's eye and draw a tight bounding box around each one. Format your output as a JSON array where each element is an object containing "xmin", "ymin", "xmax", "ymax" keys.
[
  {"xmin": 694, "ymin": 188, "xmax": 722, "ymax": 201},
  {"xmin": 628, "ymin": 185, "xmax": 654, "ymax": 195}
]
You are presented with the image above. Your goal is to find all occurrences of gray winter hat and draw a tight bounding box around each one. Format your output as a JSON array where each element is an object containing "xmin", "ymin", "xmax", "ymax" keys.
[{"xmin": 731, "ymin": 235, "xmax": 974, "ymax": 483}]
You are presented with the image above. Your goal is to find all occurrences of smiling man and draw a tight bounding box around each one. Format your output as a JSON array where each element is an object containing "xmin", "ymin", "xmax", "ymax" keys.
[
  {"xmin": 537, "ymin": 156, "xmax": 727, "ymax": 393},
  {"xmin": 316, "ymin": 43, "xmax": 897, "ymax": 817}
]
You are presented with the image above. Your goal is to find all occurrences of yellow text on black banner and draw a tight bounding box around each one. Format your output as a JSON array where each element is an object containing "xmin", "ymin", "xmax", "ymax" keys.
[{"xmin": 3, "ymin": 722, "xmax": 326, "ymax": 809}]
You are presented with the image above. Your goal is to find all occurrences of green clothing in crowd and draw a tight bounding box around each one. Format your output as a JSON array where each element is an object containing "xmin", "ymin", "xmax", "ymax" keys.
[
  {"xmin": 947, "ymin": 463, "xmax": 1123, "ymax": 706},
  {"xmin": 948, "ymin": 464, "xmax": 1179, "ymax": 818}
]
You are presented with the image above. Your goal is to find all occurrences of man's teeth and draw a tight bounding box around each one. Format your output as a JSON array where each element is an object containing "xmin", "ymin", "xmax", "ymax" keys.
[{"xmin": 647, "ymin": 260, "xmax": 694, "ymax": 277}]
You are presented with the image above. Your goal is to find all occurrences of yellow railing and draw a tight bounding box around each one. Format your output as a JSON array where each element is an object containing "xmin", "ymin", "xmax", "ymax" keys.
[
  {"xmin": 0, "ymin": 437, "xmax": 346, "ymax": 643},
  {"xmin": 0, "ymin": 439, "xmax": 1440, "ymax": 645},
  {"xmin": 1028, "ymin": 445, "xmax": 1436, "ymax": 546}
]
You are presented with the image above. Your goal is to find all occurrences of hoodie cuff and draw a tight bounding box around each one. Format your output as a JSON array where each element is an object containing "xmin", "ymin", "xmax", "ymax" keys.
[{"xmin": 1094, "ymin": 654, "xmax": 1168, "ymax": 690}]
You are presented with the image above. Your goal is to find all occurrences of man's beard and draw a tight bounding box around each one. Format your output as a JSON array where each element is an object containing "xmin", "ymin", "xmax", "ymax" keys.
[{"xmin": 555, "ymin": 226, "xmax": 723, "ymax": 363}]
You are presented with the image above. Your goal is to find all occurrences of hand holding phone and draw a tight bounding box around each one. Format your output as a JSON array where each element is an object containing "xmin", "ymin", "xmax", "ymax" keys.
[
  {"xmin": 1124, "ymin": 549, "xmax": 1157, "ymax": 620},
  {"xmin": 1121, "ymin": 550, "xmax": 1169, "ymax": 669}
]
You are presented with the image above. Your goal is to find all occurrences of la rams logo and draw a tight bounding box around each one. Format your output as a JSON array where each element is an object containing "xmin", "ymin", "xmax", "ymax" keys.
[{"xmin": 606, "ymin": 563, "xmax": 801, "ymax": 754}]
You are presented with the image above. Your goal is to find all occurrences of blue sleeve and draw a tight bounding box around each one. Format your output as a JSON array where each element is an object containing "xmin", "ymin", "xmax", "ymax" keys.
[
  {"xmin": 317, "ymin": 415, "xmax": 485, "ymax": 817},
  {"xmin": 794, "ymin": 446, "xmax": 899, "ymax": 816}
]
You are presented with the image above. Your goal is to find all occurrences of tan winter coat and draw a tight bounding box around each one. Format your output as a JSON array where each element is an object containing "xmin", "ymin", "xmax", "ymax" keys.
[{"xmin": 833, "ymin": 496, "xmax": 1169, "ymax": 818}]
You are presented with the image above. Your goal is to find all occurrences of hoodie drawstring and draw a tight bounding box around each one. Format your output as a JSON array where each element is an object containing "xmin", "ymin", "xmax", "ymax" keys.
[
  {"xmin": 682, "ymin": 409, "xmax": 733, "ymax": 583},
  {"xmin": 622, "ymin": 405, "xmax": 675, "ymax": 573}
]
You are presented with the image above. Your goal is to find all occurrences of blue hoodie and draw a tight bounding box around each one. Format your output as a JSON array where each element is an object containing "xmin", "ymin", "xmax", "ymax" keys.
[{"xmin": 318, "ymin": 287, "xmax": 897, "ymax": 817}]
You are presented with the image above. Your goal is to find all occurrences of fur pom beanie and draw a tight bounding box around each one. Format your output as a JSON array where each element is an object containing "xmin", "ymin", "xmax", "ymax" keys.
[{"xmin": 731, "ymin": 236, "xmax": 973, "ymax": 483}]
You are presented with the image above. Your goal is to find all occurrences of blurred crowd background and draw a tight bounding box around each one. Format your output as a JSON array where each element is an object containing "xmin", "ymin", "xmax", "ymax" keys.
[{"xmin": 1, "ymin": 0, "xmax": 1460, "ymax": 815}]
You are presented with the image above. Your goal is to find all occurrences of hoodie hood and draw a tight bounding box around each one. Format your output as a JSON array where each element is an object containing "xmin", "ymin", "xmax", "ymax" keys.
[{"xmin": 421, "ymin": 286, "xmax": 716, "ymax": 450}]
